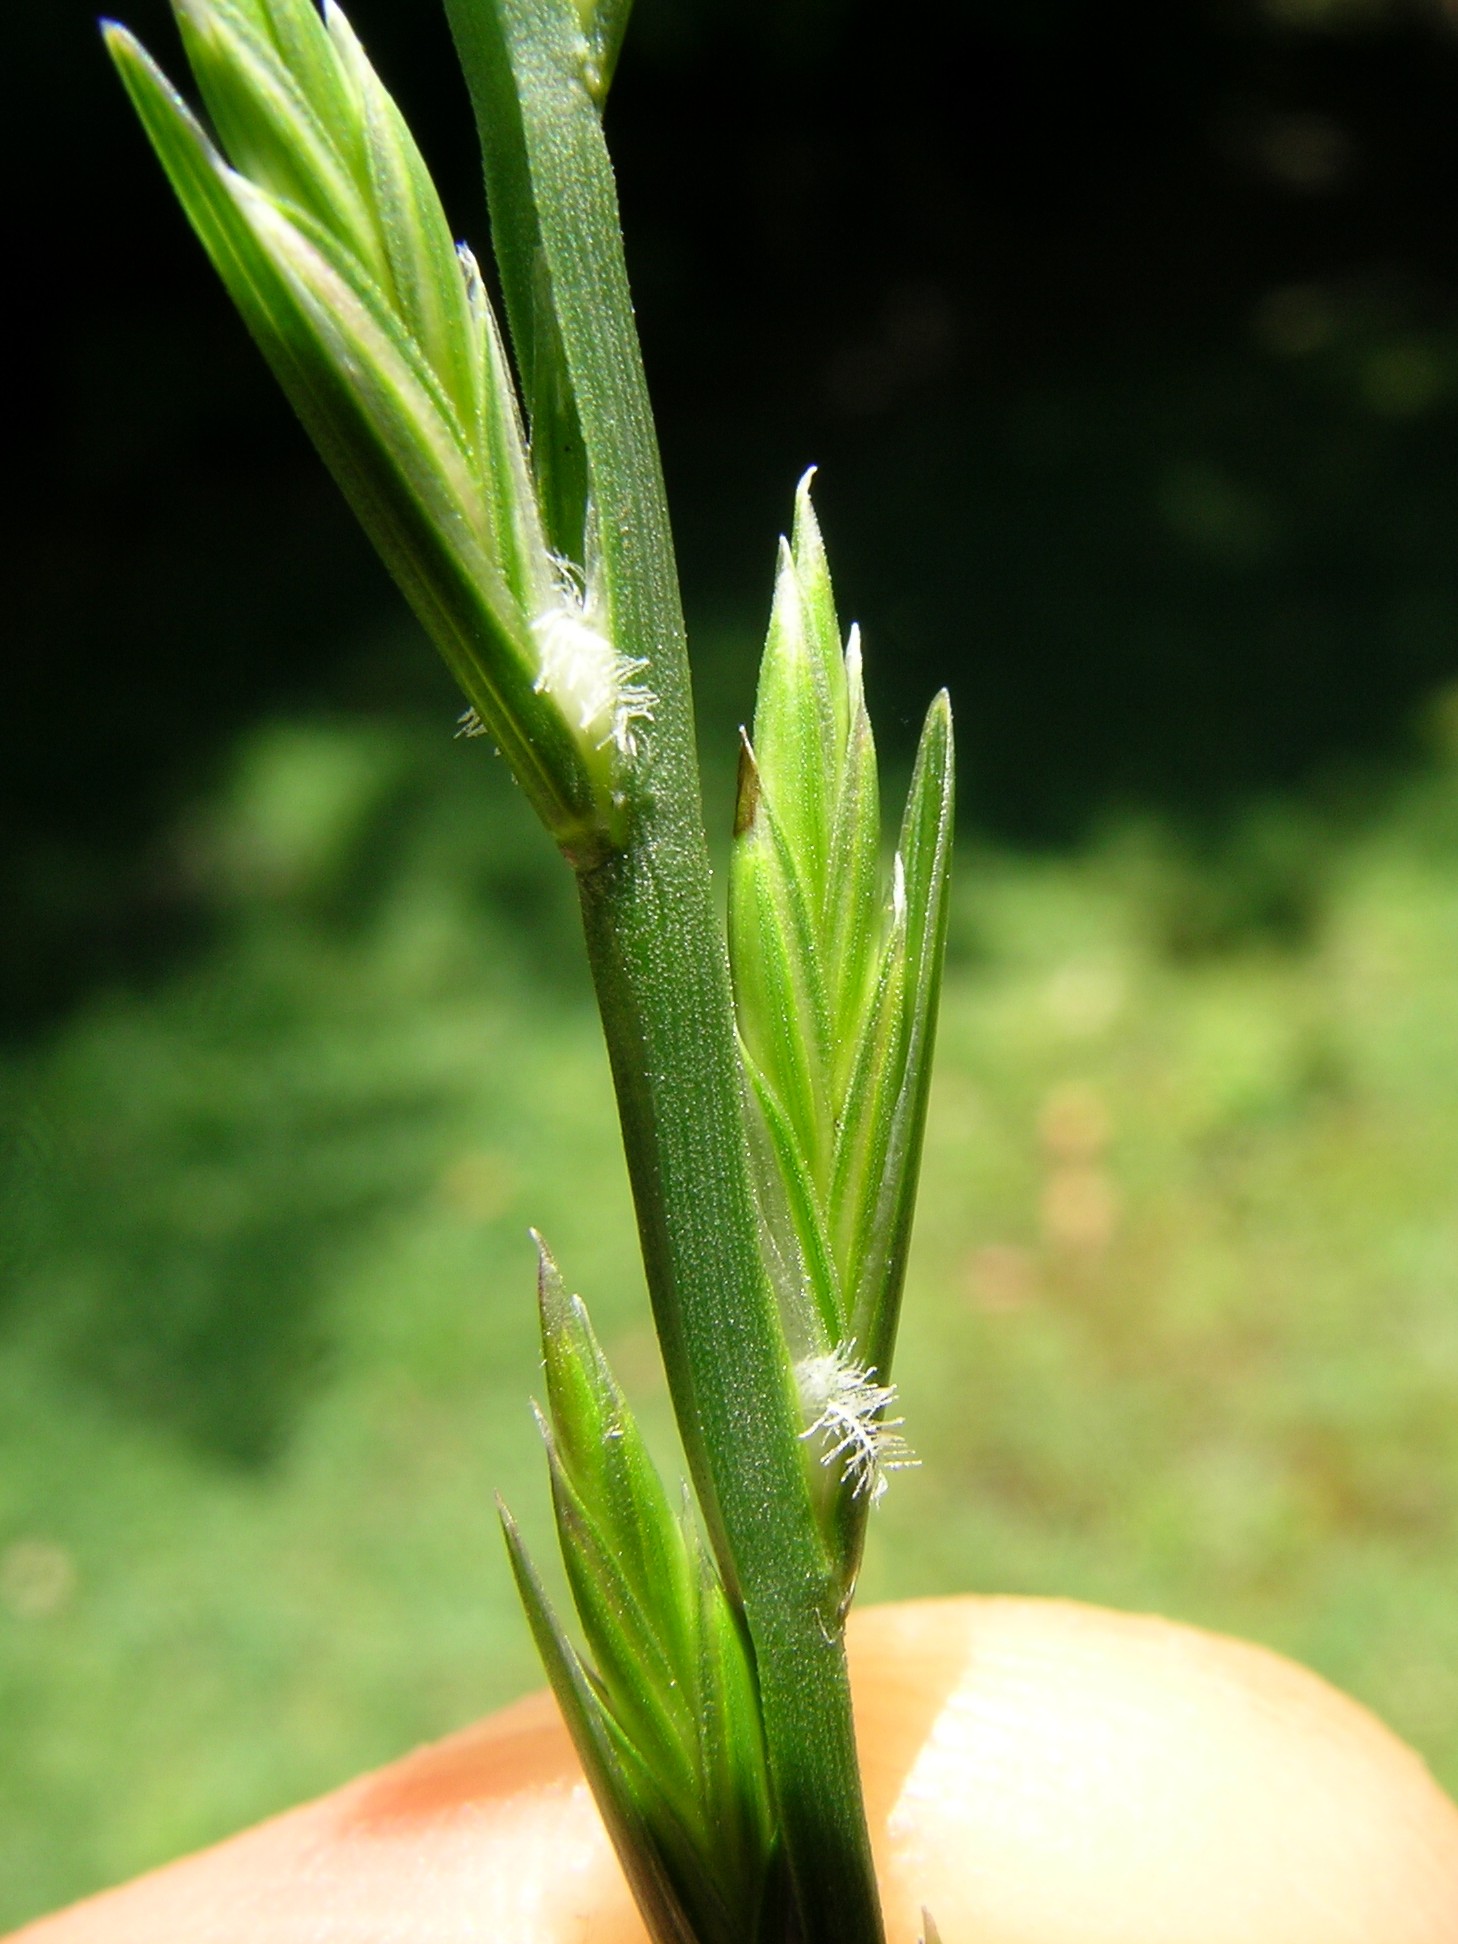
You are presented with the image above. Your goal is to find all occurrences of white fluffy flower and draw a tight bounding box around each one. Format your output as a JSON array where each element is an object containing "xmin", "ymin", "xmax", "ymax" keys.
[
  {"xmin": 531, "ymin": 568, "xmax": 654, "ymax": 763},
  {"xmin": 796, "ymin": 1343, "xmax": 917, "ymax": 1503}
]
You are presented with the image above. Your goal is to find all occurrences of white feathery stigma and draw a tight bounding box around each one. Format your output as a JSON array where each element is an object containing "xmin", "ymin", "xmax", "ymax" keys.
[
  {"xmin": 796, "ymin": 1343, "xmax": 917, "ymax": 1504},
  {"xmin": 531, "ymin": 562, "xmax": 655, "ymax": 764}
]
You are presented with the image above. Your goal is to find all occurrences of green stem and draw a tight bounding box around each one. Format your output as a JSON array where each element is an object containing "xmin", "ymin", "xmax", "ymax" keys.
[
  {"xmin": 442, "ymin": 3, "xmax": 884, "ymax": 1938},
  {"xmin": 578, "ymin": 843, "xmax": 879, "ymax": 1944}
]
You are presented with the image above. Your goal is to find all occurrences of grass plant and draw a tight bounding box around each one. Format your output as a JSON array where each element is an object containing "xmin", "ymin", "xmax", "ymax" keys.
[
  {"xmin": 8, "ymin": 716, "xmax": 1458, "ymax": 1926},
  {"xmin": 11, "ymin": 711, "xmax": 1458, "ymax": 1912},
  {"xmin": 100, "ymin": 3, "xmax": 951, "ymax": 1938},
  {"xmin": 13, "ymin": 0, "xmax": 1445, "ymax": 1937}
]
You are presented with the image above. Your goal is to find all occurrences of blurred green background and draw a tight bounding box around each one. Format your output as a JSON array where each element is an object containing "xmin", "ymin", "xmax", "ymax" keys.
[{"xmin": 9, "ymin": 0, "xmax": 1458, "ymax": 1924}]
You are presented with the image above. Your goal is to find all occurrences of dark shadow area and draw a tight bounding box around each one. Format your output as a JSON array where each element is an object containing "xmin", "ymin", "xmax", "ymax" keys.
[{"xmin": 13, "ymin": 0, "xmax": 1458, "ymax": 1032}]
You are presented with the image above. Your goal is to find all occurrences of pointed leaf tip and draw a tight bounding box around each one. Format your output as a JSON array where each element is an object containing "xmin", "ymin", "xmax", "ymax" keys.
[
  {"xmin": 577, "ymin": 0, "xmax": 637, "ymax": 106},
  {"xmin": 790, "ymin": 468, "xmax": 822, "ymax": 558},
  {"xmin": 533, "ymin": 1227, "xmax": 568, "ymax": 1310},
  {"xmin": 733, "ymin": 731, "xmax": 760, "ymax": 839}
]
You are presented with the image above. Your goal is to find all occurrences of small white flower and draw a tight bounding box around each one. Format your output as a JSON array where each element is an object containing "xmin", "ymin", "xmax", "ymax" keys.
[
  {"xmin": 531, "ymin": 563, "xmax": 655, "ymax": 763},
  {"xmin": 796, "ymin": 1343, "xmax": 917, "ymax": 1504}
]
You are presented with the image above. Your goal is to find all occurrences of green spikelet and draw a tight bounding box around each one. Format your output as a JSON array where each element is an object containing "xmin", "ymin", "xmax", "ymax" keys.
[
  {"xmin": 730, "ymin": 472, "xmax": 954, "ymax": 1581},
  {"xmin": 501, "ymin": 1238, "xmax": 785, "ymax": 1944}
]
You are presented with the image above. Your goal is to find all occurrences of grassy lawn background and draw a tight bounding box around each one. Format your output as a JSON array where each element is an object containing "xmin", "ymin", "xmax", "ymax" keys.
[{"xmin": 5, "ymin": 705, "xmax": 1458, "ymax": 1928}]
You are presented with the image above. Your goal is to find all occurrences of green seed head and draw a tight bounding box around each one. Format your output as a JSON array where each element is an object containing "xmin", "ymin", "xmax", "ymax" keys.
[
  {"xmin": 105, "ymin": 0, "xmax": 649, "ymax": 866},
  {"xmin": 503, "ymin": 1238, "xmax": 780, "ymax": 1944},
  {"xmin": 730, "ymin": 473, "xmax": 954, "ymax": 1575}
]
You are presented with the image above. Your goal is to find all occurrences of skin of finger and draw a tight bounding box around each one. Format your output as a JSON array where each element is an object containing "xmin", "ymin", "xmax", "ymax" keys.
[
  {"xmin": 853, "ymin": 1598, "xmax": 1458, "ymax": 1944},
  {"xmin": 11, "ymin": 1597, "xmax": 1458, "ymax": 1944}
]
